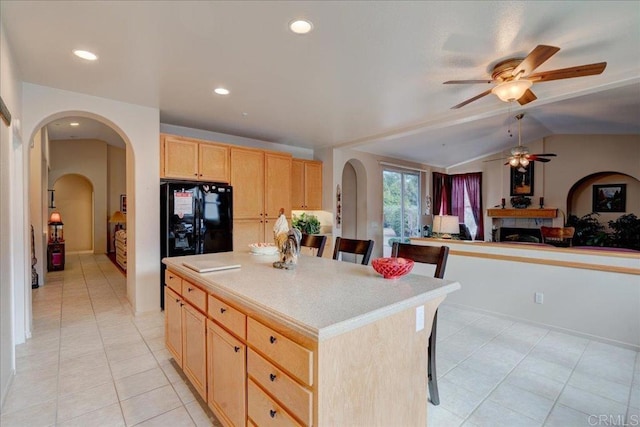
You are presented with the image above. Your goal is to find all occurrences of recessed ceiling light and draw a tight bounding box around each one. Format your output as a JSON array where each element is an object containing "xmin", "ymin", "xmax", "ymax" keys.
[
  {"xmin": 73, "ymin": 49, "xmax": 98, "ymax": 61},
  {"xmin": 289, "ymin": 19, "xmax": 313, "ymax": 35},
  {"xmin": 70, "ymin": 122, "xmax": 79, "ymax": 127},
  {"xmin": 214, "ymin": 87, "xmax": 230, "ymax": 96}
]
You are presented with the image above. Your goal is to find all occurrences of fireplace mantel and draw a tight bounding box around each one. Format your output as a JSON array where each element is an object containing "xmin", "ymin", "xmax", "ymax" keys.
[{"xmin": 487, "ymin": 208, "xmax": 557, "ymax": 218}]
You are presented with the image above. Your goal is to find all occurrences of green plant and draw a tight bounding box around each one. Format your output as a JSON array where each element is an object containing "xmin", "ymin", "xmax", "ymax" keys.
[
  {"xmin": 608, "ymin": 213, "xmax": 640, "ymax": 251},
  {"xmin": 566, "ymin": 213, "xmax": 610, "ymax": 247},
  {"xmin": 292, "ymin": 213, "xmax": 321, "ymax": 234}
]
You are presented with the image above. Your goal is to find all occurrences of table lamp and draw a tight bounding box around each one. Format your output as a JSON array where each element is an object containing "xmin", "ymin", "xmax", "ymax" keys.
[
  {"xmin": 432, "ymin": 215, "xmax": 459, "ymax": 239},
  {"xmin": 48, "ymin": 211, "xmax": 64, "ymax": 242}
]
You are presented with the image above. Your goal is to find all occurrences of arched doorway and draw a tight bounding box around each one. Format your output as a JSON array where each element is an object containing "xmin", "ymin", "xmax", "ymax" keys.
[
  {"xmin": 340, "ymin": 159, "xmax": 368, "ymax": 261},
  {"xmin": 53, "ymin": 174, "xmax": 94, "ymax": 252}
]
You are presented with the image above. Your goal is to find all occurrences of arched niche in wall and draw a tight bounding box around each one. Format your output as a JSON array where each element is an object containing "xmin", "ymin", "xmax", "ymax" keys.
[
  {"xmin": 340, "ymin": 158, "xmax": 368, "ymax": 242},
  {"xmin": 567, "ymin": 171, "xmax": 640, "ymax": 228},
  {"xmin": 53, "ymin": 174, "xmax": 93, "ymax": 252}
]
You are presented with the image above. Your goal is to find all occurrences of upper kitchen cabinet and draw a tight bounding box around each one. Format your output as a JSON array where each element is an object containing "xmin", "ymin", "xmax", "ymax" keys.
[
  {"xmin": 161, "ymin": 134, "xmax": 230, "ymax": 183},
  {"xmin": 292, "ymin": 159, "xmax": 323, "ymax": 210}
]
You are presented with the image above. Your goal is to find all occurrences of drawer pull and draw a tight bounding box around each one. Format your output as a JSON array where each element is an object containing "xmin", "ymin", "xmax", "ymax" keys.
[
  {"xmin": 169, "ymin": 275, "xmax": 174, "ymax": 279},
  {"xmin": 220, "ymin": 308, "xmax": 227, "ymax": 314},
  {"xmin": 180, "ymin": 302, "xmax": 184, "ymax": 307},
  {"xmin": 269, "ymin": 373, "xmax": 276, "ymax": 382},
  {"xmin": 187, "ymin": 287, "xmax": 193, "ymax": 292},
  {"xmin": 269, "ymin": 409, "xmax": 277, "ymax": 418},
  {"xmin": 234, "ymin": 346, "xmax": 240, "ymax": 353},
  {"xmin": 269, "ymin": 336, "xmax": 277, "ymax": 344},
  {"xmin": 175, "ymin": 298, "xmax": 179, "ymax": 303}
]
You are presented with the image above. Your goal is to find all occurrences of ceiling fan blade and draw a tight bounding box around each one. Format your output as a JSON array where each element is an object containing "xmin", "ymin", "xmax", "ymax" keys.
[
  {"xmin": 451, "ymin": 89, "xmax": 493, "ymax": 109},
  {"xmin": 531, "ymin": 157, "xmax": 551, "ymax": 162},
  {"xmin": 527, "ymin": 62, "xmax": 607, "ymax": 82},
  {"xmin": 443, "ymin": 80, "xmax": 494, "ymax": 84},
  {"xmin": 517, "ymin": 88, "xmax": 537, "ymax": 106},
  {"xmin": 512, "ymin": 45, "xmax": 560, "ymax": 77},
  {"xmin": 531, "ymin": 153, "xmax": 557, "ymax": 157}
]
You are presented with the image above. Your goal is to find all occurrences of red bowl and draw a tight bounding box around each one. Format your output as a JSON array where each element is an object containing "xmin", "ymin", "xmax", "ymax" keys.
[{"xmin": 372, "ymin": 257, "xmax": 414, "ymax": 279}]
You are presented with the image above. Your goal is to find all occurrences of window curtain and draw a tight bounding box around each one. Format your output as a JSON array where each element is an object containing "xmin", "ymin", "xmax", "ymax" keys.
[
  {"xmin": 450, "ymin": 175, "xmax": 466, "ymax": 220},
  {"xmin": 432, "ymin": 172, "xmax": 451, "ymax": 215},
  {"xmin": 465, "ymin": 173, "xmax": 484, "ymax": 239}
]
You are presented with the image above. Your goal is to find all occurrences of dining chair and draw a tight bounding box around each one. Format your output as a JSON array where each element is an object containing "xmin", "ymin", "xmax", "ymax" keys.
[
  {"xmin": 332, "ymin": 237, "xmax": 374, "ymax": 265},
  {"xmin": 391, "ymin": 242, "xmax": 449, "ymax": 406},
  {"xmin": 300, "ymin": 233, "xmax": 327, "ymax": 257},
  {"xmin": 540, "ymin": 226, "xmax": 575, "ymax": 247}
]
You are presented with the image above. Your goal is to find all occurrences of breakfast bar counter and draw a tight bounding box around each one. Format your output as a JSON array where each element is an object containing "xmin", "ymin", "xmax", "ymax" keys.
[{"xmin": 162, "ymin": 251, "xmax": 460, "ymax": 426}]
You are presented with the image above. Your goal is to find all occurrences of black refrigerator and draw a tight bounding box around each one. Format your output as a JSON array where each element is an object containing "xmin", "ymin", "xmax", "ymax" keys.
[{"xmin": 160, "ymin": 181, "xmax": 233, "ymax": 308}]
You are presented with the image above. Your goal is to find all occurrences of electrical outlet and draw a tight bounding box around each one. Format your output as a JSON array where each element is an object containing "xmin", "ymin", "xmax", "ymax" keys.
[{"xmin": 535, "ymin": 292, "xmax": 544, "ymax": 304}]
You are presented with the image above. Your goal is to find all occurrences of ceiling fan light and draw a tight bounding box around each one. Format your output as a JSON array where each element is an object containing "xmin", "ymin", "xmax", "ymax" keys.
[
  {"xmin": 509, "ymin": 157, "xmax": 520, "ymax": 167},
  {"xmin": 519, "ymin": 157, "xmax": 530, "ymax": 166},
  {"xmin": 491, "ymin": 80, "xmax": 533, "ymax": 102}
]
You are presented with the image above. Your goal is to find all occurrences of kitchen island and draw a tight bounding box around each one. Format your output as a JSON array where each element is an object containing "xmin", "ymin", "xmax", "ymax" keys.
[{"xmin": 163, "ymin": 251, "xmax": 460, "ymax": 426}]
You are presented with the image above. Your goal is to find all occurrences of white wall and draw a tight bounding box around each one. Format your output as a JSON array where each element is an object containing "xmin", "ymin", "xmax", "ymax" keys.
[
  {"xmin": 412, "ymin": 239, "xmax": 640, "ymax": 350},
  {"xmin": 0, "ymin": 19, "xmax": 24, "ymax": 407},
  {"xmin": 22, "ymin": 83, "xmax": 160, "ymax": 314}
]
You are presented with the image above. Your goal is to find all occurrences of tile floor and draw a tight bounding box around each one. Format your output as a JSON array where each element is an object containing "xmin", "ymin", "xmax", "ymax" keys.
[{"xmin": 1, "ymin": 253, "xmax": 638, "ymax": 426}]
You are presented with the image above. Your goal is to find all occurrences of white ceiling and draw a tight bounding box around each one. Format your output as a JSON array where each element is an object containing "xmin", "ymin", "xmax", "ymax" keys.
[{"xmin": 3, "ymin": 1, "xmax": 639, "ymax": 167}]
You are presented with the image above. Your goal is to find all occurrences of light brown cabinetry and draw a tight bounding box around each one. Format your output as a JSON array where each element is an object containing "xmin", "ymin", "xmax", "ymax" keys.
[
  {"xmin": 164, "ymin": 277, "xmax": 207, "ymax": 400},
  {"xmin": 231, "ymin": 147, "xmax": 292, "ymax": 248},
  {"xmin": 291, "ymin": 159, "xmax": 322, "ymax": 210},
  {"xmin": 207, "ymin": 320, "xmax": 247, "ymax": 427},
  {"xmin": 161, "ymin": 134, "xmax": 230, "ymax": 182}
]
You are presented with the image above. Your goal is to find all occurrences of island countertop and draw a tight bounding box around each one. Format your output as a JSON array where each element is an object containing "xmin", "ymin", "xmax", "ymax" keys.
[{"xmin": 162, "ymin": 251, "xmax": 460, "ymax": 341}]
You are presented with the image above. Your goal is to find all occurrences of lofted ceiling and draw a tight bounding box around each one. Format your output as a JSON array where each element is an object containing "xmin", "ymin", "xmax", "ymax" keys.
[{"xmin": 3, "ymin": 1, "xmax": 639, "ymax": 168}]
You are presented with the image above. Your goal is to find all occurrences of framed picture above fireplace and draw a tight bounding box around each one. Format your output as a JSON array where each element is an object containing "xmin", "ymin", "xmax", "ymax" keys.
[
  {"xmin": 510, "ymin": 162, "xmax": 534, "ymax": 196},
  {"xmin": 592, "ymin": 184, "xmax": 626, "ymax": 213}
]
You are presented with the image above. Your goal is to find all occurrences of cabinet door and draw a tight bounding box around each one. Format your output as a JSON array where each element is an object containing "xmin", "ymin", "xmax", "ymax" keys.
[
  {"xmin": 199, "ymin": 143, "xmax": 230, "ymax": 183},
  {"xmin": 304, "ymin": 161, "xmax": 323, "ymax": 210},
  {"xmin": 233, "ymin": 219, "xmax": 266, "ymax": 249},
  {"xmin": 265, "ymin": 152, "xmax": 292, "ymax": 219},
  {"xmin": 182, "ymin": 303, "xmax": 207, "ymax": 400},
  {"xmin": 164, "ymin": 136, "xmax": 199, "ymax": 180},
  {"xmin": 208, "ymin": 320, "xmax": 247, "ymax": 427},
  {"xmin": 291, "ymin": 160, "xmax": 305, "ymax": 210},
  {"xmin": 231, "ymin": 148, "xmax": 265, "ymax": 219},
  {"xmin": 165, "ymin": 287, "xmax": 183, "ymax": 366}
]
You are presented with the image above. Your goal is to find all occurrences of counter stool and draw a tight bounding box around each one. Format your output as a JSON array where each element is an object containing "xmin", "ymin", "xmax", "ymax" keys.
[
  {"xmin": 300, "ymin": 234, "xmax": 327, "ymax": 257},
  {"xmin": 332, "ymin": 237, "xmax": 374, "ymax": 265}
]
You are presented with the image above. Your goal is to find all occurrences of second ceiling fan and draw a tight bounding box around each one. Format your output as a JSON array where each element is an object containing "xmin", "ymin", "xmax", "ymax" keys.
[{"xmin": 444, "ymin": 45, "xmax": 607, "ymax": 109}]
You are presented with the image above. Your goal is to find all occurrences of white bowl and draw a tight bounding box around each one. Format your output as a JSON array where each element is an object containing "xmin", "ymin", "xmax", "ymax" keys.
[{"xmin": 249, "ymin": 243, "xmax": 279, "ymax": 255}]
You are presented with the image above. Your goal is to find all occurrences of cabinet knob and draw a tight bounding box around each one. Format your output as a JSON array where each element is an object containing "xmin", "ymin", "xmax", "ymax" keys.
[
  {"xmin": 194, "ymin": 173, "xmax": 198, "ymax": 176},
  {"xmin": 169, "ymin": 275, "xmax": 174, "ymax": 279},
  {"xmin": 269, "ymin": 336, "xmax": 277, "ymax": 344},
  {"xmin": 269, "ymin": 410, "xmax": 277, "ymax": 418},
  {"xmin": 220, "ymin": 307, "xmax": 227, "ymax": 314},
  {"xmin": 180, "ymin": 303, "xmax": 184, "ymax": 307},
  {"xmin": 175, "ymin": 299, "xmax": 179, "ymax": 303},
  {"xmin": 187, "ymin": 287, "xmax": 192, "ymax": 292},
  {"xmin": 269, "ymin": 373, "xmax": 276, "ymax": 382}
]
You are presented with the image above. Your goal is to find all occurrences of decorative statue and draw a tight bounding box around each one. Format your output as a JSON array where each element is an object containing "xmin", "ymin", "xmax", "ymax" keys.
[{"xmin": 273, "ymin": 208, "xmax": 302, "ymax": 269}]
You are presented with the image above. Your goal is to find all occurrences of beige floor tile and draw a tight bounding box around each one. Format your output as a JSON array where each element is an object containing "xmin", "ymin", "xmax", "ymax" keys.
[
  {"xmin": 56, "ymin": 402, "xmax": 125, "ymax": 427},
  {"xmin": 56, "ymin": 381, "xmax": 118, "ymax": 423},
  {"xmin": 171, "ymin": 378, "xmax": 198, "ymax": 405},
  {"xmin": 105, "ymin": 340, "xmax": 151, "ymax": 363},
  {"xmin": 115, "ymin": 367, "xmax": 169, "ymax": 401},
  {"xmin": 185, "ymin": 400, "xmax": 222, "ymax": 427},
  {"xmin": 1, "ymin": 373, "xmax": 58, "ymax": 414},
  {"xmin": 58, "ymin": 362, "xmax": 114, "ymax": 397},
  {"xmin": 120, "ymin": 384, "xmax": 182, "ymax": 426},
  {"xmin": 110, "ymin": 352, "xmax": 160, "ymax": 380},
  {"xmin": 136, "ymin": 406, "xmax": 196, "ymax": 427},
  {"xmin": 0, "ymin": 398, "xmax": 57, "ymax": 427}
]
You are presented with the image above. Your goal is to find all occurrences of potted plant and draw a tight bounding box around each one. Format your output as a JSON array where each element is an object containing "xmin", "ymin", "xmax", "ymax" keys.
[{"xmin": 292, "ymin": 213, "xmax": 321, "ymax": 234}]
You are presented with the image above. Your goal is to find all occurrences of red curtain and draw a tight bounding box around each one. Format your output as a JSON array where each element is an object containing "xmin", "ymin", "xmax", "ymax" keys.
[
  {"xmin": 433, "ymin": 172, "xmax": 484, "ymax": 240},
  {"xmin": 464, "ymin": 173, "xmax": 484, "ymax": 239},
  {"xmin": 432, "ymin": 172, "xmax": 451, "ymax": 215}
]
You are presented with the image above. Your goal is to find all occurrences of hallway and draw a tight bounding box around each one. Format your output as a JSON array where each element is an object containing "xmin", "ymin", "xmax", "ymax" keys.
[{"xmin": 0, "ymin": 253, "xmax": 220, "ymax": 426}]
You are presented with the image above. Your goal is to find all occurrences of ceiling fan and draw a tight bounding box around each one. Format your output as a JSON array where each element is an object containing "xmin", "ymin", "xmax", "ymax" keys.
[
  {"xmin": 504, "ymin": 113, "xmax": 556, "ymax": 168},
  {"xmin": 444, "ymin": 45, "xmax": 607, "ymax": 109}
]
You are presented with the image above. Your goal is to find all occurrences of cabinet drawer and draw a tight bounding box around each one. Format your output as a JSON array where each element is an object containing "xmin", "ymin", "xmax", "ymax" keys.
[
  {"xmin": 247, "ymin": 318, "xmax": 313, "ymax": 386},
  {"xmin": 248, "ymin": 379, "xmax": 301, "ymax": 427},
  {"xmin": 165, "ymin": 270, "xmax": 182, "ymax": 293},
  {"xmin": 208, "ymin": 295, "xmax": 246, "ymax": 339},
  {"xmin": 248, "ymin": 350, "xmax": 312, "ymax": 426},
  {"xmin": 182, "ymin": 281, "xmax": 207, "ymax": 312}
]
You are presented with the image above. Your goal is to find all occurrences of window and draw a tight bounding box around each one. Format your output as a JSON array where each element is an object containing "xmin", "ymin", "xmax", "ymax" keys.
[
  {"xmin": 434, "ymin": 172, "xmax": 484, "ymax": 240},
  {"xmin": 383, "ymin": 169, "xmax": 421, "ymax": 254}
]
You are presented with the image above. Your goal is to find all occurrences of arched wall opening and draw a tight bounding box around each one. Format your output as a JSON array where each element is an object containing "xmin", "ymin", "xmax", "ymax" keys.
[
  {"xmin": 340, "ymin": 158, "xmax": 369, "ymax": 261},
  {"xmin": 567, "ymin": 171, "xmax": 640, "ymax": 229},
  {"xmin": 22, "ymin": 83, "xmax": 161, "ymax": 314},
  {"xmin": 52, "ymin": 174, "xmax": 94, "ymax": 252}
]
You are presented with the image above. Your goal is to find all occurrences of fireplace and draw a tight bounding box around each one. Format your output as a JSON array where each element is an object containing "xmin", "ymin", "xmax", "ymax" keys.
[{"xmin": 498, "ymin": 227, "xmax": 543, "ymax": 243}]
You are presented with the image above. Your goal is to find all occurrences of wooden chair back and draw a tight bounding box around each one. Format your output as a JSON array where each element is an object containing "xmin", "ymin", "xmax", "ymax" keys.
[
  {"xmin": 540, "ymin": 226, "xmax": 575, "ymax": 247},
  {"xmin": 332, "ymin": 237, "xmax": 375, "ymax": 265},
  {"xmin": 300, "ymin": 234, "xmax": 327, "ymax": 257},
  {"xmin": 391, "ymin": 242, "xmax": 449, "ymax": 279}
]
